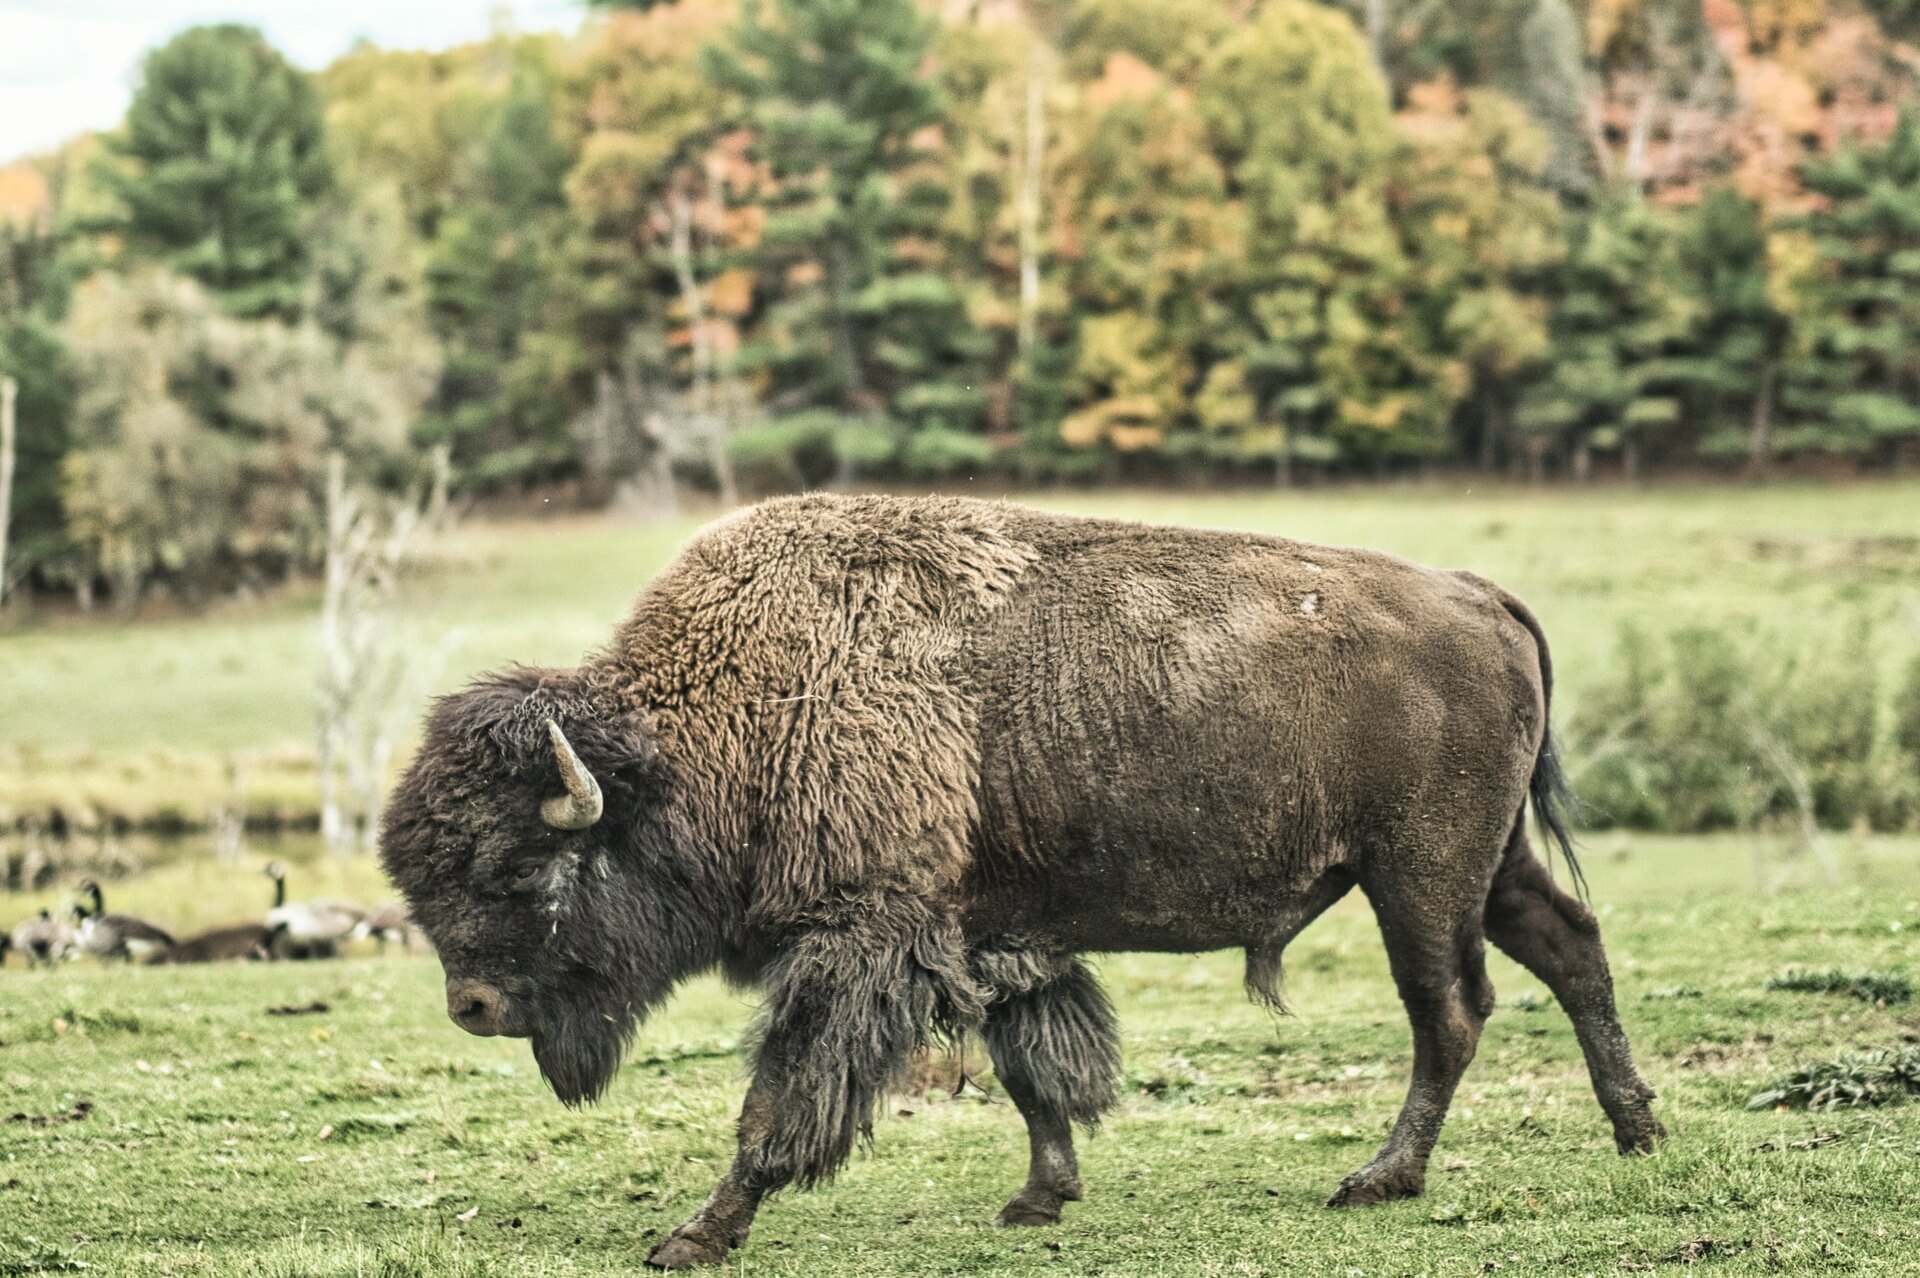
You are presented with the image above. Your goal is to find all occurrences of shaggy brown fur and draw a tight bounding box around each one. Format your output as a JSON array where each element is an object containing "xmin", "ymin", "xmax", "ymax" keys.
[{"xmin": 379, "ymin": 494, "xmax": 1661, "ymax": 1270}]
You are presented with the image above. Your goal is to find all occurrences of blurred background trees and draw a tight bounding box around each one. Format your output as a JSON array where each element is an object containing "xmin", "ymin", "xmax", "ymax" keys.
[{"xmin": 3, "ymin": 0, "xmax": 1920, "ymax": 603}]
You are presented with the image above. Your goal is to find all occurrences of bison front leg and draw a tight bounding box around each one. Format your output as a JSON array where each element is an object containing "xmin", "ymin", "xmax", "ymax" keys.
[
  {"xmin": 981, "ymin": 959, "xmax": 1121, "ymax": 1227},
  {"xmin": 646, "ymin": 921, "xmax": 974, "ymax": 1270},
  {"xmin": 642, "ymin": 1083, "xmax": 778, "ymax": 1269}
]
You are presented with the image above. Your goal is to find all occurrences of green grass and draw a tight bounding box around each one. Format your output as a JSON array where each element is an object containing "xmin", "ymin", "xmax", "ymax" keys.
[
  {"xmin": 5, "ymin": 480, "xmax": 1920, "ymax": 830},
  {"xmin": 5, "ymin": 834, "xmax": 1920, "ymax": 1275}
]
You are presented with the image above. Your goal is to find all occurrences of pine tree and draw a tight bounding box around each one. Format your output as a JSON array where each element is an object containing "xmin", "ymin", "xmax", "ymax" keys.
[
  {"xmin": 1670, "ymin": 187, "xmax": 1789, "ymax": 471},
  {"xmin": 1780, "ymin": 112, "xmax": 1920, "ymax": 465},
  {"xmin": 706, "ymin": 0, "xmax": 987, "ymax": 481},
  {"xmin": 99, "ymin": 25, "xmax": 331, "ymax": 320},
  {"xmin": 419, "ymin": 42, "xmax": 576, "ymax": 486},
  {"xmin": 0, "ymin": 195, "xmax": 78, "ymax": 583},
  {"xmin": 1517, "ymin": 196, "xmax": 1696, "ymax": 479}
]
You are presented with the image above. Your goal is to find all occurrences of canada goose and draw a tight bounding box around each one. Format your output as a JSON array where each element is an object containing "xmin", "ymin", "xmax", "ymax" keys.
[
  {"xmin": 8, "ymin": 910, "xmax": 78, "ymax": 967},
  {"xmin": 72, "ymin": 879, "xmax": 175, "ymax": 962},
  {"xmin": 354, "ymin": 902, "xmax": 414, "ymax": 953},
  {"xmin": 152, "ymin": 923, "xmax": 276, "ymax": 964},
  {"xmin": 264, "ymin": 862, "xmax": 363, "ymax": 959}
]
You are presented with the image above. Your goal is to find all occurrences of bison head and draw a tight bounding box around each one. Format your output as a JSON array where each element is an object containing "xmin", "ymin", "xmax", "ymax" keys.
[{"xmin": 379, "ymin": 667, "xmax": 725, "ymax": 1106}]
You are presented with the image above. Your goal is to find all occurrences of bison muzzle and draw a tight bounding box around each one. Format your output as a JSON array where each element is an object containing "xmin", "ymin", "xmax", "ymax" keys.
[{"xmin": 379, "ymin": 495, "xmax": 1662, "ymax": 1269}]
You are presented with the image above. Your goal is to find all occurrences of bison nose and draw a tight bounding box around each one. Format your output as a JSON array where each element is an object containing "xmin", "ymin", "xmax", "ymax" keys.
[{"xmin": 446, "ymin": 978, "xmax": 510, "ymax": 1036}]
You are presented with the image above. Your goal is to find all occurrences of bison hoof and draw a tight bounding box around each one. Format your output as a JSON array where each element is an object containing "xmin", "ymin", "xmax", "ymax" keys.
[
  {"xmin": 995, "ymin": 1195, "xmax": 1064, "ymax": 1227},
  {"xmin": 1325, "ymin": 1165, "xmax": 1425, "ymax": 1208},
  {"xmin": 645, "ymin": 1229, "xmax": 736, "ymax": 1270},
  {"xmin": 1614, "ymin": 1112, "xmax": 1667, "ymax": 1156}
]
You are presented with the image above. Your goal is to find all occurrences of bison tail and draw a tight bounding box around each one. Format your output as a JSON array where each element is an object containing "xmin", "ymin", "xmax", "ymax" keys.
[
  {"xmin": 1496, "ymin": 589, "xmax": 1586, "ymax": 900},
  {"xmin": 1530, "ymin": 720, "xmax": 1584, "ymax": 899}
]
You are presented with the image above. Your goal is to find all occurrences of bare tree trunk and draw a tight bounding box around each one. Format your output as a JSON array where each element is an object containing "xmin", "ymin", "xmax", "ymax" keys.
[
  {"xmin": 1623, "ymin": 431, "xmax": 1642, "ymax": 482},
  {"xmin": 0, "ymin": 376, "xmax": 15, "ymax": 609},
  {"xmin": 1746, "ymin": 359, "xmax": 1777, "ymax": 477},
  {"xmin": 317, "ymin": 453, "xmax": 356, "ymax": 853},
  {"xmin": 1479, "ymin": 394, "xmax": 1503, "ymax": 471},
  {"xmin": 1571, "ymin": 434, "xmax": 1592, "ymax": 483},
  {"xmin": 1364, "ymin": 0, "xmax": 1393, "ymax": 88},
  {"xmin": 1016, "ymin": 46, "xmax": 1047, "ymax": 373},
  {"xmin": 213, "ymin": 755, "xmax": 246, "ymax": 864},
  {"xmin": 316, "ymin": 450, "xmax": 442, "ymax": 855},
  {"xmin": 668, "ymin": 184, "xmax": 737, "ymax": 505},
  {"xmin": 827, "ymin": 237, "xmax": 865, "ymax": 402},
  {"xmin": 1624, "ymin": 91, "xmax": 1656, "ymax": 190}
]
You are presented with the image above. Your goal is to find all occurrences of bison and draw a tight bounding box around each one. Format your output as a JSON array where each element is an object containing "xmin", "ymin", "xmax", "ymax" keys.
[{"xmin": 380, "ymin": 495, "xmax": 1661, "ymax": 1269}]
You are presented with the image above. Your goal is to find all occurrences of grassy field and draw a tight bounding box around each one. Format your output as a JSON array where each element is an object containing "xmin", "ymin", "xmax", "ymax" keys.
[
  {"xmin": 4, "ymin": 479, "xmax": 1919, "ymax": 831},
  {"xmin": 0, "ymin": 835, "xmax": 1916, "ymax": 1276}
]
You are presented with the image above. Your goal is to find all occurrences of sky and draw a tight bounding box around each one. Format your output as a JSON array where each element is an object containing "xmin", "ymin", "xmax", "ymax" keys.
[{"xmin": 0, "ymin": 0, "xmax": 583, "ymax": 164}]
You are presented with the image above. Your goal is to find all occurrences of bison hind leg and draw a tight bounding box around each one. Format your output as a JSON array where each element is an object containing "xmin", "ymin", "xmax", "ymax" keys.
[{"xmin": 1484, "ymin": 824, "xmax": 1663, "ymax": 1154}]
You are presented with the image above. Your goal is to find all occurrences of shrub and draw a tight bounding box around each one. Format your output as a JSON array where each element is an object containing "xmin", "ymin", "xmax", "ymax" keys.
[
  {"xmin": 1766, "ymin": 967, "xmax": 1913, "ymax": 1005},
  {"xmin": 1747, "ymin": 1047, "xmax": 1920, "ymax": 1111},
  {"xmin": 1569, "ymin": 620, "xmax": 1920, "ymax": 833}
]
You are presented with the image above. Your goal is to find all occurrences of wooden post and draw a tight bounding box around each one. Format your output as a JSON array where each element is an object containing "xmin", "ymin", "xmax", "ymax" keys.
[{"xmin": 0, "ymin": 376, "xmax": 16, "ymax": 608}]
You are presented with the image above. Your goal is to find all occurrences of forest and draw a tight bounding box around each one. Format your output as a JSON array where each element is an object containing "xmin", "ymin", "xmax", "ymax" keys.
[{"xmin": 3, "ymin": 0, "xmax": 1920, "ymax": 603}]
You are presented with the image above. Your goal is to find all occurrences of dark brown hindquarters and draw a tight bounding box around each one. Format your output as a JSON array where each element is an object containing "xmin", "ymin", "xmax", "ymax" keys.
[{"xmin": 1328, "ymin": 585, "xmax": 1659, "ymax": 1208}]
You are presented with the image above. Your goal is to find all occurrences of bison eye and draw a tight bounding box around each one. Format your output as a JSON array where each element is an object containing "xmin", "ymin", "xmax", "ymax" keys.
[{"xmin": 509, "ymin": 861, "xmax": 547, "ymax": 889}]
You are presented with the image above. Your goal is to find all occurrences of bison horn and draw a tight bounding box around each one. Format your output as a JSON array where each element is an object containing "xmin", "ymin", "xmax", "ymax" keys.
[{"xmin": 540, "ymin": 719, "xmax": 604, "ymax": 830}]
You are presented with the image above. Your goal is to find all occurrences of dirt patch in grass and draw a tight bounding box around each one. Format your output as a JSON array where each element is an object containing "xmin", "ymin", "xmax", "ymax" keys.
[{"xmin": 8, "ymin": 1101, "xmax": 92, "ymax": 1127}]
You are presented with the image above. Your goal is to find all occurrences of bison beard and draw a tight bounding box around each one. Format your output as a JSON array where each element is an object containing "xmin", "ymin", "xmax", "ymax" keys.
[
  {"xmin": 379, "ymin": 494, "xmax": 1663, "ymax": 1271},
  {"xmin": 531, "ymin": 991, "xmax": 635, "ymax": 1108}
]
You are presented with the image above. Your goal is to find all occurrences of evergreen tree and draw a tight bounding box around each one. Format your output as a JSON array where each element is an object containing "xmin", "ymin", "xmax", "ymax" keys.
[
  {"xmin": 1517, "ymin": 196, "xmax": 1696, "ymax": 479},
  {"xmin": 0, "ymin": 285, "xmax": 76, "ymax": 585},
  {"xmin": 706, "ymin": 0, "xmax": 987, "ymax": 481},
  {"xmin": 1780, "ymin": 112, "xmax": 1920, "ymax": 464},
  {"xmin": 99, "ymin": 25, "xmax": 331, "ymax": 319},
  {"xmin": 419, "ymin": 42, "xmax": 577, "ymax": 486},
  {"xmin": 1671, "ymin": 187, "xmax": 1790, "ymax": 470}
]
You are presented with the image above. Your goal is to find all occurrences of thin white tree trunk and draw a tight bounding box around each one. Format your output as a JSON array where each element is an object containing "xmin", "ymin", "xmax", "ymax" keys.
[
  {"xmin": 317, "ymin": 452, "xmax": 354, "ymax": 853},
  {"xmin": 0, "ymin": 376, "xmax": 15, "ymax": 608},
  {"xmin": 1016, "ymin": 48, "xmax": 1047, "ymax": 371},
  {"xmin": 669, "ymin": 183, "xmax": 737, "ymax": 504},
  {"xmin": 317, "ymin": 449, "xmax": 440, "ymax": 854},
  {"xmin": 1365, "ymin": 0, "xmax": 1392, "ymax": 87},
  {"xmin": 1624, "ymin": 90, "xmax": 1656, "ymax": 189},
  {"xmin": 1747, "ymin": 359, "xmax": 1778, "ymax": 476}
]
